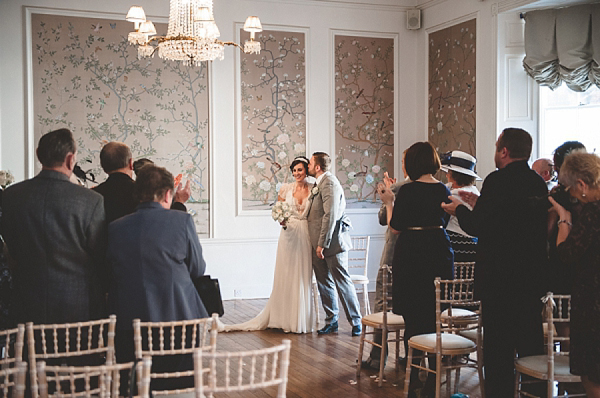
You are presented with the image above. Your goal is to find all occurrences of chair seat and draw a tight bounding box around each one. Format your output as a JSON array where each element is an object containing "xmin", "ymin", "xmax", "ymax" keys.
[
  {"xmin": 351, "ymin": 275, "xmax": 369, "ymax": 283},
  {"xmin": 458, "ymin": 328, "xmax": 481, "ymax": 342},
  {"xmin": 516, "ymin": 355, "xmax": 581, "ymax": 381},
  {"xmin": 441, "ymin": 308, "xmax": 478, "ymax": 325},
  {"xmin": 362, "ymin": 311, "xmax": 405, "ymax": 327},
  {"xmin": 409, "ymin": 332, "xmax": 476, "ymax": 351}
]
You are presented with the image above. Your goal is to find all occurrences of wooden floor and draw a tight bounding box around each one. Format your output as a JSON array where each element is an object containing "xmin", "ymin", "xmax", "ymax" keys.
[{"xmin": 218, "ymin": 295, "xmax": 483, "ymax": 397}]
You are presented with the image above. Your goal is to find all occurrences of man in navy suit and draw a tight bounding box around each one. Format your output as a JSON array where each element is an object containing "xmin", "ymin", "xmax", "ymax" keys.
[{"xmin": 107, "ymin": 164, "xmax": 207, "ymax": 391}]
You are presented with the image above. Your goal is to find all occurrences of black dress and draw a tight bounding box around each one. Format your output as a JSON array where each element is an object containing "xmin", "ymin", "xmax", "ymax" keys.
[
  {"xmin": 390, "ymin": 181, "xmax": 454, "ymax": 343},
  {"xmin": 556, "ymin": 201, "xmax": 600, "ymax": 383}
]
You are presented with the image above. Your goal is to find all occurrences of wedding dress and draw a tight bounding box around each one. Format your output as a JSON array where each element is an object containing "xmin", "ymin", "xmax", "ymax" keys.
[{"xmin": 219, "ymin": 181, "xmax": 314, "ymax": 333}]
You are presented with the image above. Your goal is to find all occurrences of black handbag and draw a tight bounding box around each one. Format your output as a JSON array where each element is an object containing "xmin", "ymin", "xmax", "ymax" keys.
[{"xmin": 194, "ymin": 275, "xmax": 225, "ymax": 317}]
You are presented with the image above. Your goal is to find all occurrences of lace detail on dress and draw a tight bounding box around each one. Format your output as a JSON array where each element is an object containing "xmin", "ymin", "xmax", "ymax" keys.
[{"xmin": 282, "ymin": 182, "xmax": 311, "ymax": 219}]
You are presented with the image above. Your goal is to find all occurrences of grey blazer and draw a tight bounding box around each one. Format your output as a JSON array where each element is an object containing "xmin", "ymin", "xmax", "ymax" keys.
[
  {"xmin": 378, "ymin": 180, "xmax": 406, "ymax": 267},
  {"xmin": 306, "ymin": 172, "xmax": 352, "ymax": 257},
  {"xmin": 1, "ymin": 170, "xmax": 107, "ymax": 324}
]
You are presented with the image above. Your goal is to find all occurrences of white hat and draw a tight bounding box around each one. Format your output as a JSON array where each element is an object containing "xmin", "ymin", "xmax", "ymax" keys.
[{"xmin": 440, "ymin": 150, "xmax": 482, "ymax": 180}]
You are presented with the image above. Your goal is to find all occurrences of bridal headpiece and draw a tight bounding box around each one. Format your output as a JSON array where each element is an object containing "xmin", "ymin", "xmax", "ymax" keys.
[{"xmin": 289, "ymin": 156, "xmax": 310, "ymax": 172}]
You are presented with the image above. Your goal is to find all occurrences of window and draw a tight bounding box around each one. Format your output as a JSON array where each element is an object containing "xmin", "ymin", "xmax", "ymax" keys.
[{"xmin": 539, "ymin": 83, "xmax": 600, "ymax": 158}]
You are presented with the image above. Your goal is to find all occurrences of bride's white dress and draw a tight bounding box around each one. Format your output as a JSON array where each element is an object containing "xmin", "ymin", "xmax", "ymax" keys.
[{"xmin": 219, "ymin": 182, "xmax": 314, "ymax": 333}]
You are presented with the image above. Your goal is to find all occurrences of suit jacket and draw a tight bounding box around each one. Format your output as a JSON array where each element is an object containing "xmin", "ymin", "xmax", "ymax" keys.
[
  {"xmin": 455, "ymin": 160, "xmax": 548, "ymax": 301},
  {"xmin": 306, "ymin": 172, "xmax": 352, "ymax": 257},
  {"xmin": 93, "ymin": 172, "xmax": 137, "ymax": 224},
  {"xmin": 107, "ymin": 202, "xmax": 207, "ymax": 330},
  {"xmin": 1, "ymin": 170, "xmax": 107, "ymax": 324},
  {"xmin": 378, "ymin": 180, "xmax": 406, "ymax": 267}
]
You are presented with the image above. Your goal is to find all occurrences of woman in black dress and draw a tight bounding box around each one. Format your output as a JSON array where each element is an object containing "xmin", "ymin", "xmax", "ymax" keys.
[
  {"xmin": 379, "ymin": 141, "xmax": 454, "ymax": 394},
  {"xmin": 549, "ymin": 151, "xmax": 600, "ymax": 397}
]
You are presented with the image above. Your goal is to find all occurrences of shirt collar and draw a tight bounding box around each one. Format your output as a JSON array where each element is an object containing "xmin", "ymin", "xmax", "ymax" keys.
[{"xmin": 316, "ymin": 171, "xmax": 329, "ymax": 185}]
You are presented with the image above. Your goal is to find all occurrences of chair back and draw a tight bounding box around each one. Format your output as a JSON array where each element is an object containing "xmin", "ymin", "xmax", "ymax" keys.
[
  {"xmin": 0, "ymin": 362, "xmax": 27, "ymax": 398},
  {"xmin": 193, "ymin": 339, "xmax": 291, "ymax": 398},
  {"xmin": 435, "ymin": 278, "xmax": 481, "ymax": 338},
  {"xmin": 0, "ymin": 325, "xmax": 25, "ymax": 366},
  {"xmin": 381, "ymin": 264, "xmax": 393, "ymax": 327},
  {"xmin": 36, "ymin": 357, "xmax": 151, "ymax": 398},
  {"xmin": 453, "ymin": 262, "xmax": 475, "ymax": 280},
  {"xmin": 543, "ymin": 293, "xmax": 571, "ymax": 375},
  {"xmin": 348, "ymin": 236, "xmax": 370, "ymax": 278},
  {"xmin": 27, "ymin": 316, "xmax": 117, "ymax": 398},
  {"xmin": 133, "ymin": 314, "xmax": 218, "ymax": 395}
]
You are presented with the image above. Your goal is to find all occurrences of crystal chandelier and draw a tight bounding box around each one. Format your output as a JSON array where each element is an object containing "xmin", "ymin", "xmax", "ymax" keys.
[{"xmin": 126, "ymin": 1, "xmax": 262, "ymax": 66}]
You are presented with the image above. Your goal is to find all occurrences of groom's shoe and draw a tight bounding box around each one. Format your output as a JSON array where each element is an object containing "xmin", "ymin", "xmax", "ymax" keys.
[
  {"xmin": 317, "ymin": 322, "xmax": 338, "ymax": 335},
  {"xmin": 351, "ymin": 324, "xmax": 362, "ymax": 336}
]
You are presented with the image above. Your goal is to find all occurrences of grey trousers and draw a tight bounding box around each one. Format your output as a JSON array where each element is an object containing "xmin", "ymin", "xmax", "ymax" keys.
[{"xmin": 312, "ymin": 250, "xmax": 362, "ymax": 327}]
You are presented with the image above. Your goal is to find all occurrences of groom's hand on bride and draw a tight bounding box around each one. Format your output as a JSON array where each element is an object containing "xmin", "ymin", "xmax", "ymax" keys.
[{"xmin": 316, "ymin": 246, "xmax": 325, "ymax": 259}]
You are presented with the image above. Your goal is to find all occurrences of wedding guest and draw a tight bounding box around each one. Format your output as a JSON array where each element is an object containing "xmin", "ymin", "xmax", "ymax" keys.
[
  {"xmin": 549, "ymin": 151, "xmax": 600, "ymax": 397},
  {"xmin": 379, "ymin": 141, "xmax": 453, "ymax": 395},
  {"xmin": 1, "ymin": 128, "xmax": 107, "ymax": 325},
  {"xmin": 440, "ymin": 151, "xmax": 481, "ymax": 263},
  {"xmin": 532, "ymin": 157, "xmax": 556, "ymax": 190}
]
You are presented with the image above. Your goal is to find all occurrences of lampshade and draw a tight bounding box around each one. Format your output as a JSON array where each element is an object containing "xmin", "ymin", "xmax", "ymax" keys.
[
  {"xmin": 139, "ymin": 20, "xmax": 157, "ymax": 35},
  {"xmin": 126, "ymin": 6, "xmax": 146, "ymax": 23},
  {"xmin": 195, "ymin": 6, "xmax": 213, "ymax": 22},
  {"xmin": 243, "ymin": 16, "xmax": 262, "ymax": 33}
]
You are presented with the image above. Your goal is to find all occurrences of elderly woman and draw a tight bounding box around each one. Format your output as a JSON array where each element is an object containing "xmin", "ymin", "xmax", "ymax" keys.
[
  {"xmin": 379, "ymin": 141, "xmax": 453, "ymax": 395},
  {"xmin": 549, "ymin": 152, "xmax": 600, "ymax": 397}
]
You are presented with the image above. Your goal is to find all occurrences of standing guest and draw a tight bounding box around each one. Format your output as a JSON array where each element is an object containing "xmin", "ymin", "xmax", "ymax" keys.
[
  {"xmin": 379, "ymin": 141, "xmax": 453, "ymax": 395},
  {"xmin": 442, "ymin": 128, "xmax": 548, "ymax": 398},
  {"xmin": 532, "ymin": 157, "xmax": 556, "ymax": 190},
  {"xmin": 1, "ymin": 128, "xmax": 107, "ymax": 324},
  {"xmin": 107, "ymin": 165, "xmax": 207, "ymax": 391},
  {"xmin": 549, "ymin": 152, "xmax": 600, "ymax": 398},
  {"xmin": 554, "ymin": 141, "xmax": 586, "ymax": 176},
  {"xmin": 133, "ymin": 158, "xmax": 153, "ymax": 176},
  {"xmin": 440, "ymin": 151, "xmax": 481, "ymax": 263}
]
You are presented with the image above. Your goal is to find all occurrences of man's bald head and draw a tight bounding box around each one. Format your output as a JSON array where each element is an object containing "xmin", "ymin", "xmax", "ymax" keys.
[
  {"xmin": 100, "ymin": 142, "xmax": 133, "ymax": 175},
  {"xmin": 532, "ymin": 158, "xmax": 554, "ymax": 182}
]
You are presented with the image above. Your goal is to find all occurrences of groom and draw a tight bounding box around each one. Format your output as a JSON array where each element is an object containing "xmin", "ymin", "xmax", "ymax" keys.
[{"xmin": 307, "ymin": 152, "xmax": 362, "ymax": 336}]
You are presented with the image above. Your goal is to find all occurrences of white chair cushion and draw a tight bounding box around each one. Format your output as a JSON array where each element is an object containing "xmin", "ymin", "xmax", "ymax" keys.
[
  {"xmin": 516, "ymin": 355, "xmax": 577, "ymax": 377},
  {"xmin": 351, "ymin": 275, "xmax": 369, "ymax": 283},
  {"xmin": 441, "ymin": 308, "xmax": 476, "ymax": 318},
  {"xmin": 458, "ymin": 329, "xmax": 481, "ymax": 342},
  {"xmin": 410, "ymin": 333, "xmax": 476, "ymax": 350},
  {"xmin": 363, "ymin": 312, "xmax": 405, "ymax": 326}
]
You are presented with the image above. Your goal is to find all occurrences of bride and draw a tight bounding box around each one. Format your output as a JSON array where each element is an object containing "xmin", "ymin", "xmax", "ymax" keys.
[{"xmin": 219, "ymin": 156, "xmax": 315, "ymax": 333}]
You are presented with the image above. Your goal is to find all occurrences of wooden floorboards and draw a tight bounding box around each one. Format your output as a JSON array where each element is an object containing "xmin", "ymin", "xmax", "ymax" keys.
[{"xmin": 218, "ymin": 296, "xmax": 482, "ymax": 397}]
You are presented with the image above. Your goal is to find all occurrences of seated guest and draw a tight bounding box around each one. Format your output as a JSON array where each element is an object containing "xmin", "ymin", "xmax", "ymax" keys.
[
  {"xmin": 532, "ymin": 158, "xmax": 556, "ymax": 190},
  {"xmin": 1, "ymin": 128, "xmax": 107, "ymax": 324},
  {"xmin": 108, "ymin": 164, "xmax": 207, "ymax": 390},
  {"xmin": 94, "ymin": 143, "xmax": 191, "ymax": 222},
  {"xmin": 548, "ymin": 152, "xmax": 600, "ymax": 397},
  {"xmin": 440, "ymin": 150, "xmax": 481, "ymax": 263}
]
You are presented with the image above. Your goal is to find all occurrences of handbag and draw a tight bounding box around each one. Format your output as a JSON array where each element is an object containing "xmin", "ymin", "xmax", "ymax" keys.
[{"xmin": 194, "ymin": 275, "xmax": 225, "ymax": 317}]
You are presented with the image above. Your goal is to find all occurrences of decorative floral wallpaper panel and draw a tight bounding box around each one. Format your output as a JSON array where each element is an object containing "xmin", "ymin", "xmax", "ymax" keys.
[
  {"xmin": 334, "ymin": 35, "xmax": 394, "ymax": 209},
  {"xmin": 240, "ymin": 29, "xmax": 306, "ymax": 210},
  {"xmin": 428, "ymin": 19, "xmax": 476, "ymax": 158},
  {"xmin": 31, "ymin": 13, "xmax": 210, "ymax": 237}
]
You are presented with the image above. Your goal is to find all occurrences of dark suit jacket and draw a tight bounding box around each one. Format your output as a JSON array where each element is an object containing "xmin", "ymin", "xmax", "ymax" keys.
[
  {"xmin": 93, "ymin": 172, "xmax": 137, "ymax": 224},
  {"xmin": 107, "ymin": 202, "xmax": 207, "ymax": 330},
  {"xmin": 455, "ymin": 160, "xmax": 548, "ymax": 301},
  {"xmin": 93, "ymin": 172, "xmax": 187, "ymax": 224},
  {"xmin": 1, "ymin": 170, "xmax": 107, "ymax": 324}
]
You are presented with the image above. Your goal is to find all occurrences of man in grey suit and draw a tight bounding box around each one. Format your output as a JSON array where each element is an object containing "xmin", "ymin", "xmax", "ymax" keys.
[
  {"xmin": 307, "ymin": 152, "xmax": 362, "ymax": 336},
  {"xmin": 2, "ymin": 128, "xmax": 107, "ymax": 324}
]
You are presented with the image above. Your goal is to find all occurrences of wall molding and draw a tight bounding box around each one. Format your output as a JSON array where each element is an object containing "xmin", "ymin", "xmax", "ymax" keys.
[{"xmin": 247, "ymin": 0, "xmax": 410, "ymax": 12}]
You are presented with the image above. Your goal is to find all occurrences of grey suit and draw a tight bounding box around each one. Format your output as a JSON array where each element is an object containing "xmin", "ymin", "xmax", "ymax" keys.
[
  {"xmin": 1, "ymin": 170, "xmax": 107, "ymax": 324},
  {"xmin": 306, "ymin": 171, "xmax": 361, "ymax": 326}
]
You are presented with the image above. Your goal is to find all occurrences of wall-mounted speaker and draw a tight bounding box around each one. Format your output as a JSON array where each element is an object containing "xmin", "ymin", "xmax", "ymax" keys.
[{"xmin": 406, "ymin": 9, "xmax": 421, "ymax": 30}]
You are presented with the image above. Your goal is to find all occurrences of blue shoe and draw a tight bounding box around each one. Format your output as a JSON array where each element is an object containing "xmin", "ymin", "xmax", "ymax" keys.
[
  {"xmin": 317, "ymin": 322, "xmax": 338, "ymax": 335},
  {"xmin": 351, "ymin": 324, "xmax": 362, "ymax": 336}
]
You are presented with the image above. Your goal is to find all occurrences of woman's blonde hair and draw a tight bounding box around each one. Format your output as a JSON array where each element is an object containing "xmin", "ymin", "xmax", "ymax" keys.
[{"xmin": 558, "ymin": 151, "xmax": 600, "ymax": 189}]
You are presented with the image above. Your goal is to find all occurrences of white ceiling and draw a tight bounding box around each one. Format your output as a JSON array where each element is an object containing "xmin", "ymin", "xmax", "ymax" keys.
[{"xmin": 511, "ymin": 0, "xmax": 600, "ymax": 12}]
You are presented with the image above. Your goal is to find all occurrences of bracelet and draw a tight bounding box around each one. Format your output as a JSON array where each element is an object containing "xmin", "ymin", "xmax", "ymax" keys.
[{"xmin": 557, "ymin": 219, "xmax": 573, "ymax": 227}]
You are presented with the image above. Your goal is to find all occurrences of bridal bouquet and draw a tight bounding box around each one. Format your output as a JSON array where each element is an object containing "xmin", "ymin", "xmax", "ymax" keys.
[{"xmin": 272, "ymin": 201, "xmax": 292, "ymax": 230}]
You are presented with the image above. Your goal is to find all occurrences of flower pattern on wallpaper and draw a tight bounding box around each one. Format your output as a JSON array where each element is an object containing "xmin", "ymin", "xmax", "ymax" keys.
[
  {"xmin": 428, "ymin": 19, "xmax": 476, "ymax": 157},
  {"xmin": 334, "ymin": 36, "xmax": 394, "ymax": 208},
  {"xmin": 240, "ymin": 30, "xmax": 306, "ymax": 210},
  {"xmin": 31, "ymin": 14, "xmax": 210, "ymax": 236}
]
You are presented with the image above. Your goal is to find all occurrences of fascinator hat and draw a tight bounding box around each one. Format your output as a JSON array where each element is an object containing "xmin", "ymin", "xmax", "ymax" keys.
[{"xmin": 440, "ymin": 150, "xmax": 482, "ymax": 180}]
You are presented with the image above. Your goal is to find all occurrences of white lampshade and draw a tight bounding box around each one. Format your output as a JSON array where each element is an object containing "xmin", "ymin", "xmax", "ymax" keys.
[
  {"xmin": 243, "ymin": 16, "xmax": 262, "ymax": 33},
  {"xmin": 126, "ymin": 6, "xmax": 146, "ymax": 23},
  {"xmin": 139, "ymin": 20, "xmax": 157, "ymax": 35},
  {"xmin": 195, "ymin": 6, "xmax": 214, "ymax": 22}
]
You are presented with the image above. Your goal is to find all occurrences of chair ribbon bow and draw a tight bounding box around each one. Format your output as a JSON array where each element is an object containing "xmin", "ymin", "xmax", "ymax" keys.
[{"xmin": 541, "ymin": 292, "xmax": 556, "ymax": 309}]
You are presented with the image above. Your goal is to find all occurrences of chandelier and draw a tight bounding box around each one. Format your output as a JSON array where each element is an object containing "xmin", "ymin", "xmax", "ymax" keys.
[{"xmin": 126, "ymin": 1, "xmax": 262, "ymax": 66}]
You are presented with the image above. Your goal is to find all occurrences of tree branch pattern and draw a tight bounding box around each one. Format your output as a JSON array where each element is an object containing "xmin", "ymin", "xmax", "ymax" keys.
[
  {"xmin": 428, "ymin": 19, "xmax": 476, "ymax": 157},
  {"xmin": 240, "ymin": 30, "xmax": 306, "ymax": 210},
  {"xmin": 334, "ymin": 36, "xmax": 394, "ymax": 208},
  {"xmin": 31, "ymin": 14, "xmax": 210, "ymax": 236}
]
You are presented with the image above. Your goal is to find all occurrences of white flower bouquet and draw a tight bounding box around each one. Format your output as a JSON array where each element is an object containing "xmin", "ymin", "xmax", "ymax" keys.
[
  {"xmin": 0, "ymin": 170, "xmax": 14, "ymax": 189},
  {"xmin": 271, "ymin": 201, "xmax": 292, "ymax": 230}
]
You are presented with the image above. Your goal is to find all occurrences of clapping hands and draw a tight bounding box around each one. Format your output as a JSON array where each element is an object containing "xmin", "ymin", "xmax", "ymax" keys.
[{"xmin": 174, "ymin": 180, "xmax": 191, "ymax": 204}]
